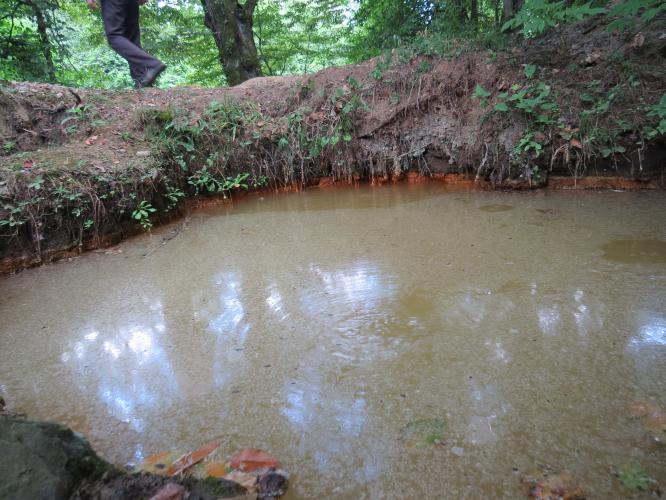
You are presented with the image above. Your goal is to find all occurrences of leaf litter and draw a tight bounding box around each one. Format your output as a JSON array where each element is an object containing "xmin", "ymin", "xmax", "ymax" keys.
[{"xmin": 137, "ymin": 442, "xmax": 286, "ymax": 498}]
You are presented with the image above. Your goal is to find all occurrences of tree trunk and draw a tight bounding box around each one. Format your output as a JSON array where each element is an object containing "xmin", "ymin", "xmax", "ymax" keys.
[
  {"xmin": 503, "ymin": 0, "xmax": 524, "ymax": 21},
  {"xmin": 24, "ymin": 0, "xmax": 56, "ymax": 82},
  {"xmin": 471, "ymin": 0, "xmax": 478, "ymax": 25},
  {"xmin": 200, "ymin": 0, "xmax": 261, "ymax": 86}
]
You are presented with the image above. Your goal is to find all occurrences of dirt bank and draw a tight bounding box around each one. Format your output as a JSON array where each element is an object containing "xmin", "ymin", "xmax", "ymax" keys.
[{"xmin": 1, "ymin": 16, "xmax": 665, "ymax": 273}]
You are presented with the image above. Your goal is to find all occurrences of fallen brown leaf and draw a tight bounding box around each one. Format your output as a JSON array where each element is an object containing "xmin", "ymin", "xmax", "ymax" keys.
[
  {"xmin": 230, "ymin": 449, "xmax": 280, "ymax": 472},
  {"xmin": 167, "ymin": 440, "xmax": 220, "ymax": 476}
]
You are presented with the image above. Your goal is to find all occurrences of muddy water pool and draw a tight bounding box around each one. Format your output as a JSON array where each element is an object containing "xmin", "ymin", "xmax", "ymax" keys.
[{"xmin": 1, "ymin": 185, "xmax": 665, "ymax": 498}]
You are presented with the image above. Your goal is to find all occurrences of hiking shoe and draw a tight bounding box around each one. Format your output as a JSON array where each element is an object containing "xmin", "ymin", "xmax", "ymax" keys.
[{"xmin": 136, "ymin": 63, "xmax": 166, "ymax": 88}]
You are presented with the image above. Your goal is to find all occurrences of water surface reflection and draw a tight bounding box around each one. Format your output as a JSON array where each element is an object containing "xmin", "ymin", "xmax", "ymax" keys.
[{"xmin": 1, "ymin": 187, "xmax": 665, "ymax": 498}]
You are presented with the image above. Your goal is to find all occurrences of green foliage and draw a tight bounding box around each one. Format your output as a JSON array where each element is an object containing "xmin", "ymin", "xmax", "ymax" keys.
[
  {"xmin": 607, "ymin": 0, "xmax": 666, "ymax": 32},
  {"xmin": 187, "ymin": 166, "xmax": 249, "ymax": 195},
  {"xmin": 351, "ymin": 0, "xmax": 507, "ymax": 63},
  {"xmin": 472, "ymin": 84, "xmax": 491, "ymax": 107},
  {"xmin": 0, "ymin": 202, "xmax": 29, "ymax": 229},
  {"xmin": 502, "ymin": 0, "xmax": 605, "ymax": 36},
  {"xmin": 488, "ymin": 78, "xmax": 560, "ymax": 170},
  {"xmin": 164, "ymin": 185, "xmax": 185, "ymax": 210},
  {"xmin": 644, "ymin": 93, "xmax": 666, "ymax": 140},
  {"xmin": 523, "ymin": 64, "xmax": 537, "ymax": 79},
  {"xmin": 515, "ymin": 131, "xmax": 543, "ymax": 156},
  {"xmin": 2, "ymin": 0, "xmax": 663, "ymax": 91},
  {"xmin": 132, "ymin": 200, "xmax": 156, "ymax": 230},
  {"xmin": 255, "ymin": 0, "xmax": 352, "ymax": 75}
]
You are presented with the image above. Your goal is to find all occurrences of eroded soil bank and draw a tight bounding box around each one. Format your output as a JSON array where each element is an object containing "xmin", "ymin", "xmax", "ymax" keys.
[{"xmin": 1, "ymin": 16, "xmax": 665, "ymax": 272}]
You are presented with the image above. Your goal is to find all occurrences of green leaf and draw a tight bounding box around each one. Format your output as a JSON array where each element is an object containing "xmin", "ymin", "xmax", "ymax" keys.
[
  {"xmin": 523, "ymin": 64, "xmax": 537, "ymax": 79},
  {"xmin": 494, "ymin": 102, "xmax": 509, "ymax": 112},
  {"xmin": 473, "ymin": 84, "xmax": 491, "ymax": 99}
]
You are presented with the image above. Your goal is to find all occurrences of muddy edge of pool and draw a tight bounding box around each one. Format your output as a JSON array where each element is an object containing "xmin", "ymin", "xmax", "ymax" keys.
[{"xmin": 0, "ymin": 172, "xmax": 664, "ymax": 275}]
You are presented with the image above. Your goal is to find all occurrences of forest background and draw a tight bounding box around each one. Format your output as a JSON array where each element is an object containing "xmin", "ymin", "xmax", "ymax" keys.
[{"xmin": 4, "ymin": 0, "xmax": 661, "ymax": 89}]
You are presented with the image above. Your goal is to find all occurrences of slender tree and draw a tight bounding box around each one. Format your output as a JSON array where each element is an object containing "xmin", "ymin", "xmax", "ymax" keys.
[
  {"xmin": 23, "ymin": 0, "xmax": 55, "ymax": 81},
  {"xmin": 200, "ymin": 0, "xmax": 261, "ymax": 86},
  {"xmin": 1, "ymin": 0, "xmax": 58, "ymax": 81}
]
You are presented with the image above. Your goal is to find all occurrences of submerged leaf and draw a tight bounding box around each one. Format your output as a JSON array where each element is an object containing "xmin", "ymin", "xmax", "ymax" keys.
[
  {"xmin": 617, "ymin": 465, "xmax": 652, "ymax": 491},
  {"xmin": 523, "ymin": 465, "xmax": 585, "ymax": 500},
  {"xmin": 401, "ymin": 418, "xmax": 447, "ymax": 447},
  {"xmin": 204, "ymin": 460, "xmax": 228, "ymax": 479},
  {"xmin": 628, "ymin": 400, "xmax": 666, "ymax": 441},
  {"xmin": 230, "ymin": 449, "xmax": 281, "ymax": 472},
  {"xmin": 138, "ymin": 451, "xmax": 179, "ymax": 476},
  {"xmin": 167, "ymin": 440, "xmax": 220, "ymax": 476}
]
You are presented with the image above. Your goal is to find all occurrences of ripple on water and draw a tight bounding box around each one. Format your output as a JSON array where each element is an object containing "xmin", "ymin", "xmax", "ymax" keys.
[{"xmin": 601, "ymin": 239, "xmax": 666, "ymax": 263}]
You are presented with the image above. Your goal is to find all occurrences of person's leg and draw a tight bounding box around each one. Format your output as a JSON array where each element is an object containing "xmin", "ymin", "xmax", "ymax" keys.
[
  {"xmin": 100, "ymin": 0, "xmax": 163, "ymax": 83},
  {"xmin": 123, "ymin": 0, "xmax": 143, "ymax": 81}
]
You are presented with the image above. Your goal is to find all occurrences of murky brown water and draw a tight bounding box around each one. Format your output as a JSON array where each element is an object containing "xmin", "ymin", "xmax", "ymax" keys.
[{"xmin": 1, "ymin": 185, "xmax": 666, "ymax": 498}]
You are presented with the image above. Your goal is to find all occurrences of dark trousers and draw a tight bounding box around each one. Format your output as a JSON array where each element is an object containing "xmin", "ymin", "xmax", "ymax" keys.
[{"xmin": 100, "ymin": 0, "xmax": 162, "ymax": 82}]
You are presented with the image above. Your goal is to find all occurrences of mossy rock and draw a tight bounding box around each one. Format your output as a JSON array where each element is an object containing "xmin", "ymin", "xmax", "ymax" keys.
[{"xmin": 0, "ymin": 416, "xmax": 114, "ymax": 500}]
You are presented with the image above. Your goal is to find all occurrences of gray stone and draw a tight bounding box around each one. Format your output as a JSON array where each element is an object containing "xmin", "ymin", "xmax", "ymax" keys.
[{"xmin": 0, "ymin": 416, "xmax": 111, "ymax": 500}]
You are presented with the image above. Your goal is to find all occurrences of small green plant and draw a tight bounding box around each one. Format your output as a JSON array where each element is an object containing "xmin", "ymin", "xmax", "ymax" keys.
[
  {"xmin": 0, "ymin": 203, "xmax": 28, "ymax": 230},
  {"xmin": 120, "ymin": 131, "xmax": 133, "ymax": 142},
  {"xmin": 2, "ymin": 141, "xmax": 15, "ymax": 153},
  {"xmin": 581, "ymin": 86, "xmax": 619, "ymax": 118},
  {"xmin": 523, "ymin": 64, "xmax": 537, "ymax": 79},
  {"xmin": 515, "ymin": 132, "xmax": 543, "ymax": 157},
  {"xmin": 417, "ymin": 60, "xmax": 432, "ymax": 74},
  {"xmin": 644, "ymin": 93, "xmax": 666, "ymax": 140},
  {"xmin": 188, "ymin": 168, "xmax": 251, "ymax": 195},
  {"xmin": 472, "ymin": 84, "xmax": 491, "ymax": 107},
  {"xmin": 251, "ymin": 175, "xmax": 268, "ymax": 188},
  {"xmin": 164, "ymin": 186, "xmax": 185, "ymax": 210},
  {"xmin": 346, "ymin": 76, "xmax": 362, "ymax": 91},
  {"xmin": 494, "ymin": 81, "xmax": 558, "ymax": 126},
  {"xmin": 370, "ymin": 51, "xmax": 392, "ymax": 80},
  {"xmin": 132, "ymin": 200, "xmax": 156, "ymax": 230},
  {"xmin": 226, "ymin": 172, "xmax": 249, "ymax": 190},
  {"xmin": 28, "ymin": 176, "xmax": 44, "ymax": 190},
  {"xmin": 61, "ymin": 104, "xmax": 98, "ymax": 135},
  {"xmin": 188, "ymin": 165, "xmax": 223, "ymax": 194}
]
